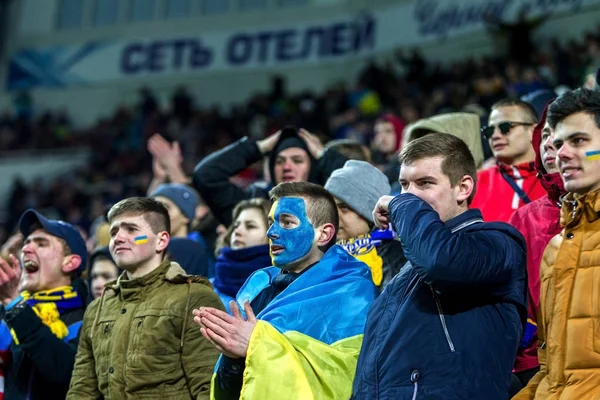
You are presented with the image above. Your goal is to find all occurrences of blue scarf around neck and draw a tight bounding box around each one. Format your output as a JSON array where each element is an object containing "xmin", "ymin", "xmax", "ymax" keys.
[{"xmin": 213, "ymin": 244, "xmax": 271, "ymax": 298}]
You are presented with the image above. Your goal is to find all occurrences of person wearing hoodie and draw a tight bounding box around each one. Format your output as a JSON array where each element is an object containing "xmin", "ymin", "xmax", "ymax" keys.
[
  {"xmin": 67, "ymin": 197, "xmax": 223, "ymax": 399},
  {"xmin": 193, "ymin": 126, "xmax": 348, "ymax": 227},
  {"xmin": 508, "ymin": 99, "xmax": 565, "ymax": 396},
  {"xmin": 211, "ymin": 198, "xmax": 271, "ymax": 312},
  {"xmin": 395, "ymin": 112, "xmax": 484, "ymax": 195},
  {"xmin": 325, "ymin": 160, "xmax": 406, "ymax": 290},
  {"xmin": 513, "ymin": 87, "xmax": 600, "ymax": 399},
  {"xmin": 372, "ymin": 114, "xmax": 405, "ymax": 177},
  {"xmin": 471, "ymin": 99, "xmax": 547, "ymax": 222}
]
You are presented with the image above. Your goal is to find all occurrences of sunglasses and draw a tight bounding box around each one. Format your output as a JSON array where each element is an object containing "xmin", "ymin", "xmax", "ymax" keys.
[{"xmin": 481, "ymin": 122, "xmax": 534, "ymax": 140}]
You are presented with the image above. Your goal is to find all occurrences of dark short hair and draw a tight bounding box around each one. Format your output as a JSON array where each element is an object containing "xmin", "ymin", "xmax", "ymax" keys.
[
  {"xmin": 547, "ymin": 88, "xmax": 600, "ymax": 130},
  {"xmin": 399, "ymin": 133, "xmax": 478, "ymax": 204},
  {"xmin": 107, "ymin": 197, "xmax": 170, "ymax": 234},
  {"xmin": 325, "ymin": 139, "xmax": 371, "ymax": 162},
  {"xmin": 269, "ymin": 182, "xmax": 339, "ymax": 250},
  {"xmin": 491, "ymin": 98, "xmax": 539, "ymax": 124}
]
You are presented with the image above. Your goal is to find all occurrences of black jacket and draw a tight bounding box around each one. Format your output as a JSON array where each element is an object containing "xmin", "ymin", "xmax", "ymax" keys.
[
  {"xmin": 193, "ymin": 136, "xmax": 348, "ymax": 226},
  {"xmin": 1, "ymin": 301, "xmax": 85, "ymax": 400}
]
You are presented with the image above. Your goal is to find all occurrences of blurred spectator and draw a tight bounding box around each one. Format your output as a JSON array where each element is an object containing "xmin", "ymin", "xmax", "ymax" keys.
[
  {"xmin": 87, "ymin": 246, "xmax": 119, "ymax": 301},
  {"xmin": 325, "ymin": 160, "xmax": 406, "ymax": 291},
  {"xmin": 471, "ymin": 99, "xmax": 546, "ymax": 222},
  {"xmin": 508, "ymin": 100, "xmax": 564, "ymax": 396}
]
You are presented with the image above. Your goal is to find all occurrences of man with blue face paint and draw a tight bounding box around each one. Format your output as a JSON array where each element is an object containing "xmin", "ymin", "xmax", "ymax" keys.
[{"xmin": 193, "ymin": 182, "xmax": 378, "ymax": 400}]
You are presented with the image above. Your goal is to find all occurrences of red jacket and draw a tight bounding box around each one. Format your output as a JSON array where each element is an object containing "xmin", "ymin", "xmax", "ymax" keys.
[
  {"xmin": 508, "ymin": 103, "xmax": 565, "ymax": 374},
  {"xmin": 471, "ymin": 162, "xmax": 546, "ymax": 223}
]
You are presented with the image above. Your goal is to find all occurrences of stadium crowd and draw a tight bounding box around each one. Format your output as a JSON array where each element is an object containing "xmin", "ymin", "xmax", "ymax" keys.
[{"xmin": 0, "ymin": 17, "xmax": 599, "ymax": 400}]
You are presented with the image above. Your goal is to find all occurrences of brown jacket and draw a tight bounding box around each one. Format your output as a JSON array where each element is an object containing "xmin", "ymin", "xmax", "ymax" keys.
[
  {"xmin": 514, "ymin": 189, "xmax": 600, "ymax": 399},
  {"xmin": 67, "ymin": 260, "xmax": 224, "ymax": 399}
]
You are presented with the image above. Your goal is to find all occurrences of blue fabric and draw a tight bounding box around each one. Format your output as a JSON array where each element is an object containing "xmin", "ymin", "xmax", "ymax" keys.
[
  {"xmin": 187, "ymin": 231, "xmax": 215, "ymax": 278},
  {"xmin": 236, "ymin": 245, "xmax": 378, "ymax": 345},
  {"xmin": 352, "ymin": 194, "xmax": 527, "ymax": 400},
  {"xmin": 5, "ymin": 295, "xmax": 23, "ymax": 311},
  {"xmin": 65, "ymin": 321, "xmax": 82, "ymax": 342},
  {"xmin": 267, "ymin": 198, "xmax": 314, "ymax": 266},
  {"xmin": 213, "ymin": 244, "xmax": 271, "ymax": 299}
]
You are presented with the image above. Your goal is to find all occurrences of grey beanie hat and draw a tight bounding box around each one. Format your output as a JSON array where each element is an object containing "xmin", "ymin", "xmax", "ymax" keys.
[
  {"xmin": 325, "ymin": 160, "xmax": 391, "ymax": 221},
  {"xmin": 150, "ymin": 183, "xmax": 199, "ymax": 221}
]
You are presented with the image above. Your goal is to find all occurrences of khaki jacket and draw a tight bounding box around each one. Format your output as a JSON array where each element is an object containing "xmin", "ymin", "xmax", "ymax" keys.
[{"xmin": 67, "ymin": 260, "xmax": 224, "ymax": 399}]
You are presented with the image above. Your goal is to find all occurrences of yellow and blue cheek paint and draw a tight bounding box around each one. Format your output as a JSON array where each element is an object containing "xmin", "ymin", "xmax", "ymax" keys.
[
  {"xmin": 134, "ymin": 235, "xmax": 149, "ymax": 245},
  {"xmin": 267, "ymin": 198, "xmax": 314, "ymax": 267},
  {"xmin": 586, "ymin": 150, "xmax": 600, "ymax": 161}
]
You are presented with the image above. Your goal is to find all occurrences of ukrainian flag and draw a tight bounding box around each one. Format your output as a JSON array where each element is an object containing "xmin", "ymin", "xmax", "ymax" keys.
[{"xmin": 211, "ymin": 245, "xmax": 377, "ymax": 400}]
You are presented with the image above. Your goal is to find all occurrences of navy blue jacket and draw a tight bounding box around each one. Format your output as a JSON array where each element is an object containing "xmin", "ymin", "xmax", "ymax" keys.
[{"xmin": 352, "ymin": 194, "xmax": 527, "ymax": 400}]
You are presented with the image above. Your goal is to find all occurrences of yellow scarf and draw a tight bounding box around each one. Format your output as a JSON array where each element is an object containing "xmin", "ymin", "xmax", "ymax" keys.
[{"xmin": 10, "ymin": 287, "xmax": 72, "ymax": 345}]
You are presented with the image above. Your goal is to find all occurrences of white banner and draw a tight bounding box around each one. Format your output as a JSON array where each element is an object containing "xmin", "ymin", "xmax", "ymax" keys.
[{"xmin": 5, "ymin": 0, "xmax": 593, "ymax": 90}]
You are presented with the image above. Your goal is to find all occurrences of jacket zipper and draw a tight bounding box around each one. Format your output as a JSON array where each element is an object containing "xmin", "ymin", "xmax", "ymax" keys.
[{"xmin": 431, "ymin": 286, "xmax": 455, "ymax": 352}]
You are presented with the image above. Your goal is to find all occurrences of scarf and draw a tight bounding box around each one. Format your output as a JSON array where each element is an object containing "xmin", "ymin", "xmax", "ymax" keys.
[
  {"xmin": 11, "ymin": 286, "xmax": 84, "ymax": 344},
  {"xmin": 213, "ymin": 245, "xmax": 271, "ymax": 298},
  {"xmin": 0, "ymin": 286, "xmax": 83, "ymax": 399},
  {"xmin": 337, "ymin": 226, "xmax": 396, "ymax": 287}
]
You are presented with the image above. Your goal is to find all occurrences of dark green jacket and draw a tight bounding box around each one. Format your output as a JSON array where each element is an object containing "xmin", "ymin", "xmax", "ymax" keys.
[{"xmin": 67, "ymin": 260, "xmax": 224, "ymax": 399}]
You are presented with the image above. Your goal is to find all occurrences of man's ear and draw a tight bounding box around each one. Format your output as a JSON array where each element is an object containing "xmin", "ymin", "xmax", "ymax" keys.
[
  {"xmin": 456, "ymin": 175, "xmax": 475, "ymax": 205},
  {"xmin": 316, "ymin": 223, "xmax": 336, "ymax": 247},
  {"xmin": 156, "ymin": 231, "xmax": 170, "ymax": 253},
  {"xmin": 62, "ymin": 254, "xmax": 82, "ymax": 274}
]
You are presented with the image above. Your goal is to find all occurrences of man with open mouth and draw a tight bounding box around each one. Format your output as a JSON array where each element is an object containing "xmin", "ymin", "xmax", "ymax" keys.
[
  {"xmin": 194, "ymin": 181, "xmax": 377, "ymax": 400},
  {"xmin": 0, "ymin": 209, "xmax": 88, "ymax": 400}
]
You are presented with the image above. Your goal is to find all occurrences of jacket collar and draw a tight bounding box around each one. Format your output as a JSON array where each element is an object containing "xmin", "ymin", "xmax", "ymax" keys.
[
  {"xmin": 497, "ymin": 161, "xmax": 537, "ymax": 178},
  {"xmin": 560, "ymin": 188, "xmax": 600, "ymax": 228},
  {"xmin": 445, "ymin": 208, "xmax": 484, "ymax": 233}
]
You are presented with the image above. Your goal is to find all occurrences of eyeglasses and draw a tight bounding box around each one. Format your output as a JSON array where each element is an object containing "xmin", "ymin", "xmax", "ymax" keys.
[{"xmin": 481, "ymin": 121, "xmax": 534, "ymax": 140}]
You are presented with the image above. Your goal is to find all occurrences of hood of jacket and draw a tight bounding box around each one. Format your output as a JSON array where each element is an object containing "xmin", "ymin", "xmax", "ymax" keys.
[
  {"xmin": 531, "ymin": 101, "xmax": 565, "ymax": 204},
  {"xmin": 403, "ymin": 112, "xmax": 484, "ymax": 168}
]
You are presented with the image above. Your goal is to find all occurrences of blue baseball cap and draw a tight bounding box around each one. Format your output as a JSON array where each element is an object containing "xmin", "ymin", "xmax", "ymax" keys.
[{"xmin": 18, "ymin": 209, "xmax": 88, "ymax": 269}]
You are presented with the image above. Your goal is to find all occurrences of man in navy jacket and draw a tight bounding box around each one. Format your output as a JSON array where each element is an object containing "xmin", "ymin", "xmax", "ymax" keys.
[{"xmin": 352, "ymin": 133, "xmax": 527, "ymax": 400}]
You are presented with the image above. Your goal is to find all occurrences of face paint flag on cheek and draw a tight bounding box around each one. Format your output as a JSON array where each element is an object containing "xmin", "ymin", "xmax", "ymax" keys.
[
  {"xmin": 585, "ymin": 150, "xmax": 600, "ymax": 161},
  {"xmin": 267, "ymin": 198, "xmax": 314, "ymax": 267},
  {"xmin": 134, "ymin": 235, "xmax": 149, "ymax": 245}
]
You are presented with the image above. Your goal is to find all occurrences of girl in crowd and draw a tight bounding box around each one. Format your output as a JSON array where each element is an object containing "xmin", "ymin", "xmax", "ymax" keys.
[
  {"xmin": 88, "ymin": 246, "xmax": 120, "ymax": 300},
  {"xmin": 212, "ymin": 198, "xmax": 272, "ymax": 311}
]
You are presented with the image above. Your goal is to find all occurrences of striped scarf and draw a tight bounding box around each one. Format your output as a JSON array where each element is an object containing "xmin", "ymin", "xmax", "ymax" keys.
[{"xmin": 0, "ymin": 286, "xmax": 83, "ymax": 399}]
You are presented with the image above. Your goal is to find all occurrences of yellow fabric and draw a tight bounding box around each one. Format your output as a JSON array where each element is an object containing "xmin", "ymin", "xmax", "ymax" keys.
[
  {"xmin": 233, "ymin": 320, "xmax": 363, "ymax": 400},
  {"xmin": 11, "ymin": 303, "xmax": 68, "ymax": 345},
  {"xmin": 357, "ymin": 249, "xmax": 383, "ymax": 287},
  {"xmin": 337, "ymin": 235, "xmax": 383, "ymax": 286},
  {"xmin": 514, "ymin": 190, "xmax": 600, "ymax": 399}
]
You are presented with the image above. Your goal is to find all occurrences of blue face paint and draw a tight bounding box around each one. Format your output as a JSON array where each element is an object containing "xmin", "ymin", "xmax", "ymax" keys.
[{"xmin": 267, "ymin": 197, "xmax": 314, "ymax": 267}]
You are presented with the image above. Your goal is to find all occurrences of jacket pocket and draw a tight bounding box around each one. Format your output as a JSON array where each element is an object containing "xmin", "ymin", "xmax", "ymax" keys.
[
  {"xmin": 594, "ymin": 318, "xmax": 600, "ymax": 354},
  {"xmin": 126, "ymin": 310, "xmax": 182, "ymax": 376}
]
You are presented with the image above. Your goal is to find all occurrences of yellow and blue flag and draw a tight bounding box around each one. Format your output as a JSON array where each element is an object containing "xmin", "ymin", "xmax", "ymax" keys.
[
  {"xmin": 211, "ymin": 245, "xmax": 377, "ymax": 400},
  {"xmin": 133, "ymin": 235, "xmax": 148, "ymax": 245},
  {"xmin": 586, "ymin": 150, "xmax": 600, "ymax": 161}
]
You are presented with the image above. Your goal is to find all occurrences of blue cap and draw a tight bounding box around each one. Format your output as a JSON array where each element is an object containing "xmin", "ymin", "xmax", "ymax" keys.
[
  {"xmin": 18, "ymin": 209, "xmax": 88, "ymax": 270},
  {"xmin": 150, "ymin": 183, "xmax": 199, "ymax": 221}
]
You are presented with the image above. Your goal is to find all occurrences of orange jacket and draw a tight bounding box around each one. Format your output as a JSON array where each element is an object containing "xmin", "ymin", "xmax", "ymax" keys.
[{"xmin": 514, "ymin": 189, "xmax": 600, "ymax": 399}]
